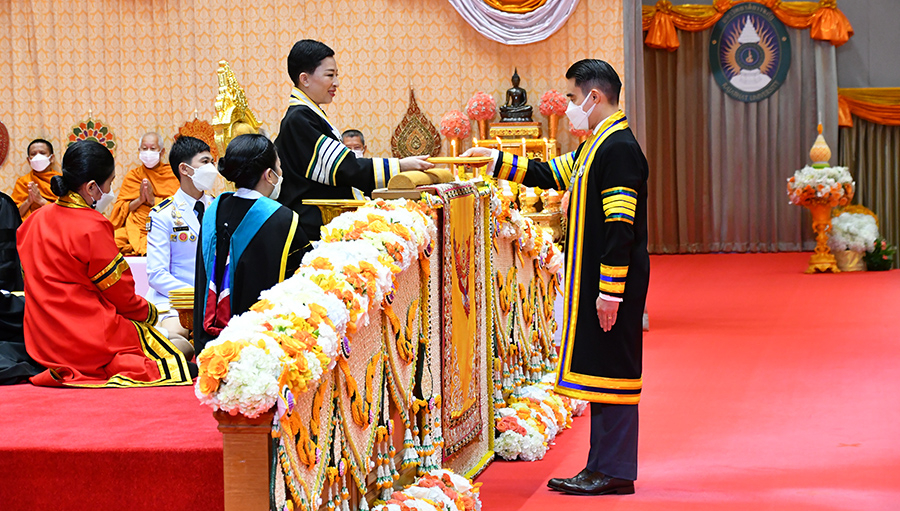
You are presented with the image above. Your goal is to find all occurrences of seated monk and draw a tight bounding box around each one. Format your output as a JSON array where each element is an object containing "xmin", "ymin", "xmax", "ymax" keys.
[
  {"xmin": 18, "ymin": 140, "xmax": 194, "ymax": 387},
  {"xmin": 11, "ymin": 139, "xmax": 62, "ymax": 220},
  {"xmin": 108, "ymin": 132, "xmax": 180, "ymax": 255}
]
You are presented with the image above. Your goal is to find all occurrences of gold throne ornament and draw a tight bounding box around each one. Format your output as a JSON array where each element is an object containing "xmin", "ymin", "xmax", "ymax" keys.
[{"xmin": 211, "ymin": 60, "xmax": 262, "ymax": 156}]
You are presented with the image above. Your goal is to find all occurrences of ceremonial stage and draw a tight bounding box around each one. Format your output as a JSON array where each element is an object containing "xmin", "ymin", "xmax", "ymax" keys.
[{"xmin": 2, "ymin": 252, "xmax": 899, "ymax": 510}]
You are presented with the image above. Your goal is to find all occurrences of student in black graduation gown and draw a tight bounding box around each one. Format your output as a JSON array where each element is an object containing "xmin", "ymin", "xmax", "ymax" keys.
[
  {"xmin": 0, "ymin": 191, "xmax": 42, "ymax": 384},
  {"xmin": 193, "ymin": 134, "xmax": 312, "ymax": 355},
  {"xmin": 274, "ymin": 39, "xmax": 434, "ymax": 241},
  {"xmin": 463, "ymin": 59, "xmax": 650, "ymax": 496}
]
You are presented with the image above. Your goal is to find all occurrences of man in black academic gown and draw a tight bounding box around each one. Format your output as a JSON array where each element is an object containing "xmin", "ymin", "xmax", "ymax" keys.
[
  {"xmin": 463, "ymin": 59, "xmax": 650, "ymax": 496},
  {"xmin": 274, "ymin": 39, "xmax": 434, "ymax": 241}
]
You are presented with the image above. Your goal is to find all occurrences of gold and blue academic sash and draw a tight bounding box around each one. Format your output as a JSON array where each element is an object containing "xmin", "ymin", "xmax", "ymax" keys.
[{"xmin": 554, "ymin": 110, "xmax": 642, "ymax": 404}]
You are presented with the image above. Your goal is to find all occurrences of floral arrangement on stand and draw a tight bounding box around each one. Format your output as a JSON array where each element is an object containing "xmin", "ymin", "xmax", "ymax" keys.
[
  {"xmin": 786, "ymin": 166, "xmax": 855, "ymax": 207},
  {"xmin": 466, "ymin": 92, "xmax": 497, "ymax": 139},
  {"xmin": 494, "ymin": 381, "xmax": 587, "ymax": 462},
  {"xmin": 538, "ymin": 90, "xmax": 567, "ymax": 117},
  {"xmin": 539, "ymin": 90, "xmax": 567, "ymax": 139},
  {"xmin": 440, "ymin": 110, "xmax": 471, "ymax": 140},
  {"xmin": 466, "ymin": 92, "xmax": 496, "ymax": 121},
  {"xmin": 864, "ymin": 238, "xmax": 897, "ymax": 271},
  {"xmin": 372, "ymin": 469, "xmax": 482, "ymax": 511},
  {"xmin": 440, "ymin": 110, "xmax": 471, "ymax": 156},
  {"xmin": 568, "ymin": 120, "xmax": 591, "ymax": 142},
  {"xmin": 195, "ymin": 199, "xmax": 437, "ymax": 418}
]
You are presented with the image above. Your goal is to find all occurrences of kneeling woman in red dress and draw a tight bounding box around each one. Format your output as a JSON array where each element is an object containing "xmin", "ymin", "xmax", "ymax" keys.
[{"xmin": 18, "ymin": 140, "xmax": 194, "ymax": 387}]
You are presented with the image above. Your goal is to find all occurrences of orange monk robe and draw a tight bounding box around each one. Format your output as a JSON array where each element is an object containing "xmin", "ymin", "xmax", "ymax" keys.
[
  {"xmin": 108, "ymin": 163, "xmax": 180, "ymax": 255},
  {"xmin": 11, "ymin": 163, "xmax": 62, "ymax": 220}
]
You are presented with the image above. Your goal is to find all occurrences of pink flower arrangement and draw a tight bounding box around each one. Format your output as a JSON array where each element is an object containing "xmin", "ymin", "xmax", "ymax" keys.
[
  {"xmin": 440, "ymin": 110, "xmax": 471, "ymax": 139},
  {"xmin": 568, "ymin": 120, "xmax": 592, "ymax": 139},
  {"xmin": 466, "ymin": 92, "xmax": 497, "ymax": 121},
  {"xmin": 539, "ymin": 89, "xmax": 567, "ymax": 116}
]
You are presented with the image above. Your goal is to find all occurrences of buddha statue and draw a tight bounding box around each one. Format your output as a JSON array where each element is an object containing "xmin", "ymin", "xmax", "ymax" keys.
[{"xmin": 499, "ymin": 69, "xmax": 533, "ymax": 122}]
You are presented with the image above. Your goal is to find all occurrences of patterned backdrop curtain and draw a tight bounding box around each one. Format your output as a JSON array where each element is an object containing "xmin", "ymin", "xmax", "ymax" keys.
[
  {"xmin": 643, "ymin": 27, "xmax": 838, "ymax": 253},
  {"xmin": 839, "ymin": 117, "xmax": 900, "ymax": 268},
  {"xmin": 0, "ymin": 0, "xmax": 622, "ymax": 196}
]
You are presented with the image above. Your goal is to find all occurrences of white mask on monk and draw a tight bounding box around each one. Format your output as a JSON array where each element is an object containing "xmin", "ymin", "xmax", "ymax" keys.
[
  {"xmin": 565, "ymin": 94, "xmax": 596, "ymax": 132},
  {"xmin": 29, "ymin": 154, "xmax": 52, "ymax": 172},
  {"xmin": 139, "ymin": 150, "xmax": 161, "ymax": 168},
  {"xmin": 267, "ymin": 169, "xmax": 283, "ymax": 200},
  {"xmin": 188, "ymin": 163, "xmax": 219, "ymax": 192}
]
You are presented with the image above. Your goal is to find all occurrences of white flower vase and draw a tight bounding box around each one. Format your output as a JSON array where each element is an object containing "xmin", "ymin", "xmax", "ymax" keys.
[{"xmin": 834, "ymin": 250, "xmax": 867, "ymax": 272}]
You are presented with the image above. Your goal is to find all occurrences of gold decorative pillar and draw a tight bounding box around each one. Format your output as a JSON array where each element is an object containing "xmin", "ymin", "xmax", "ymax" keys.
[
  {"xmin": 804, "ymin": 203, "xmax": 840, "ymax": 273},
  {"xmin": 215, "ymin": 410, "xmax": 275, "ymax": 511}
]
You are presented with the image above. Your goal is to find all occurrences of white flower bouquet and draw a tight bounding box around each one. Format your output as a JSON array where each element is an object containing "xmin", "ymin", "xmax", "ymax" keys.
[
  {"xmin": 787, "ymin": 165, "xmax": 855, "ymax": 207},
  {"xmin": 828, "ymin": 212, "xmax": 879, "ymax": 253}
]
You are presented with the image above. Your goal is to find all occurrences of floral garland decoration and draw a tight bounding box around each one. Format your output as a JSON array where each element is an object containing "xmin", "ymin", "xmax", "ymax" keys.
[
  {"xmin": 195, "ymin": 199, "xmax": 437, "ymax": 419},
  {"xmin": 440, "ymin": 110, "xmax": 472, "ymax": 140},
  {"xmin": 786, "ymin": 166, "xmax": 855, "ymax": 207},
  {"xmin": 371, "ymin": 469, "xmax": 481, "ymax": 511},
  {"xmin": 493, "ymin": 381, "xmax": 587, "ymax": 462},
  {"xmin": 568, "ymin": 120, "xmax": 592, "ymax": 140},
  {"xmin": 466, "ymin": 92, "xmax": 497, "ymax": 121},
  {"xmin": 538, "ymin": 90, "xmax": 567, "ymax": 117}
]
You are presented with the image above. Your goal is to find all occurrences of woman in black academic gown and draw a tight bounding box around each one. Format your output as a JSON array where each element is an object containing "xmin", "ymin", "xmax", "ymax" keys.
[{"xmin": 193, "ymin": 134, "xmax": 311, "ymax": 355}]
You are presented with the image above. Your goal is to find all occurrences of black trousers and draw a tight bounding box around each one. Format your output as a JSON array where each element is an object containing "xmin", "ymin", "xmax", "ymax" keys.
[{"xmin": 586, "ymin": 402, "xmax": 638, "ymax": 480}]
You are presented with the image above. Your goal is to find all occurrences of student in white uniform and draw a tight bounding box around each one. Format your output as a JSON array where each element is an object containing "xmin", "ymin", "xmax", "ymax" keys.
[{"xmin": 146, "ymin": 136, "xmax": 218, "ymax": 348}]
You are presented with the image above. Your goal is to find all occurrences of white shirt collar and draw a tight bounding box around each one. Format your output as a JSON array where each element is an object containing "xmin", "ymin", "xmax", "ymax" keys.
[
  {"xmin": 235, "ymin": 188, "xmax": 265, "ymax": 200},
  {"xmin": 175, "ymin": 187, "xmax": 211, "ymax": 207},
  {"xmin": 592, "ymin": 112, "xmax": 616, "ymax": 135}
]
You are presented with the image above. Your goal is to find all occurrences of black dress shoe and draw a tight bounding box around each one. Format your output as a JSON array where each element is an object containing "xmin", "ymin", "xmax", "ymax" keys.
[
  {"xmin": 547, "ymin": 468, "xmax": 591, "ymax": 491},
  {"xmin": 557, "ymin": 471, "xmax": 635, "ymax": 495}
]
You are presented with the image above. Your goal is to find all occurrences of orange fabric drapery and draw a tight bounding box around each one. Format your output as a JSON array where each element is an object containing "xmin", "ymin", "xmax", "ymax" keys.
[
  {"xmin": 482, "ymin": 0, "xmax": 547, "ymax": 14},
  {"xmin": 641, "ymin": 0, "xmax": 854, "ymax": 51},
  {"xmin": 838, "ymin": 89, "xmax": 900, "ymax": 128}
]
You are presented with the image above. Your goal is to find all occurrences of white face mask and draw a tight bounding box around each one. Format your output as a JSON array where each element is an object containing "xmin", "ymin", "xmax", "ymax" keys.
[
  {"xmin": 352, "ymin": 149, "xmax": 364, "ymax": 159},
  {"xmin": 139, "ymin": 150, "xmax": 161, "ymax": 168},
  {"xmin": 29, "ymin": 154, "xmax": 52, "ymax": 172},
  {"xmin": 187, "ymin": 162, "xmax": 219, "ymax": 191},
  {"xmin": 268, "ymin": 170, "xmax": 283, "ymax": 200},
  {"xmin": 90, "ymin": 183, "xmax": 115, "ymax": 212},
  {"xmin": 565, "ymin": 94, "xmax": 596, "ymax": 132}
]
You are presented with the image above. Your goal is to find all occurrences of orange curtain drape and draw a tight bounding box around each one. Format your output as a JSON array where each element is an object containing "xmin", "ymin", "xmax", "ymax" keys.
[
  {"xmin": 838, "ymin": 89, "xmax": 900, "ymax": 127},
  {"xmin": 641, "ymin": 0, "xmax": 853, "ymax": 51}
]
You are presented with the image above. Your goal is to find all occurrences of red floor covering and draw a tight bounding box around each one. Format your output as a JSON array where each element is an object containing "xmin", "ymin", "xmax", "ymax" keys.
[
  {"xmin": 476, "ymin": 253, "xmax": 900, "ymax": 510},
  {"xmin": 0, "ymin": 384, "xmax": 223, "ymax": 510},
  {"xmin": 2, "ymin": 253, "xmax": 898, "ymax": 510}
]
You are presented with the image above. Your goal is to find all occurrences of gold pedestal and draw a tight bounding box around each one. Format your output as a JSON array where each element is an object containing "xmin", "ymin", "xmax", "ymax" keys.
[{"xmin": 805, "ymin": 203, "xmax": 840, "ymax": 274}]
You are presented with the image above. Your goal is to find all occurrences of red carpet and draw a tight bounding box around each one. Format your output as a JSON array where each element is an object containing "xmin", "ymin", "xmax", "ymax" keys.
[
  {"xmin": 0, "ymin": 385, "xmax": 223, "ymax": 510},
  {"xmin": 2, "ymin": 253, "xmax": 898, "ymax": 510},
  {"xmin": 477, "ymin": 253, "xmax": 900, "ymax": 510}
]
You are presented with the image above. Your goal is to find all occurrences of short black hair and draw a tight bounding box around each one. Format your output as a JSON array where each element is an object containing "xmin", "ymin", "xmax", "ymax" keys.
[
  {"xmin": 169, "ymin": 136, "xmax": 211, "ymax": 181},
  {"xmin": 50, "ymin": 141, "xmax": 115, "ymax": 197},
  {"xmin": 218, "ymin": 134, "xmax": 278, "ymax": 190},
  {"xmin": 27, "ymin": 138, "xmax": 54, "ymax": 156},
  {"xmin": 341, "ymin": 129, "xmax": 365, "ymax": 146},
  {"xmin": 565, "ymin": 59, "xmax": 622, "ymax": 105},
  {"xmin": 288, "ymin": 39, "xmax": 335, "ymax": 87}
]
